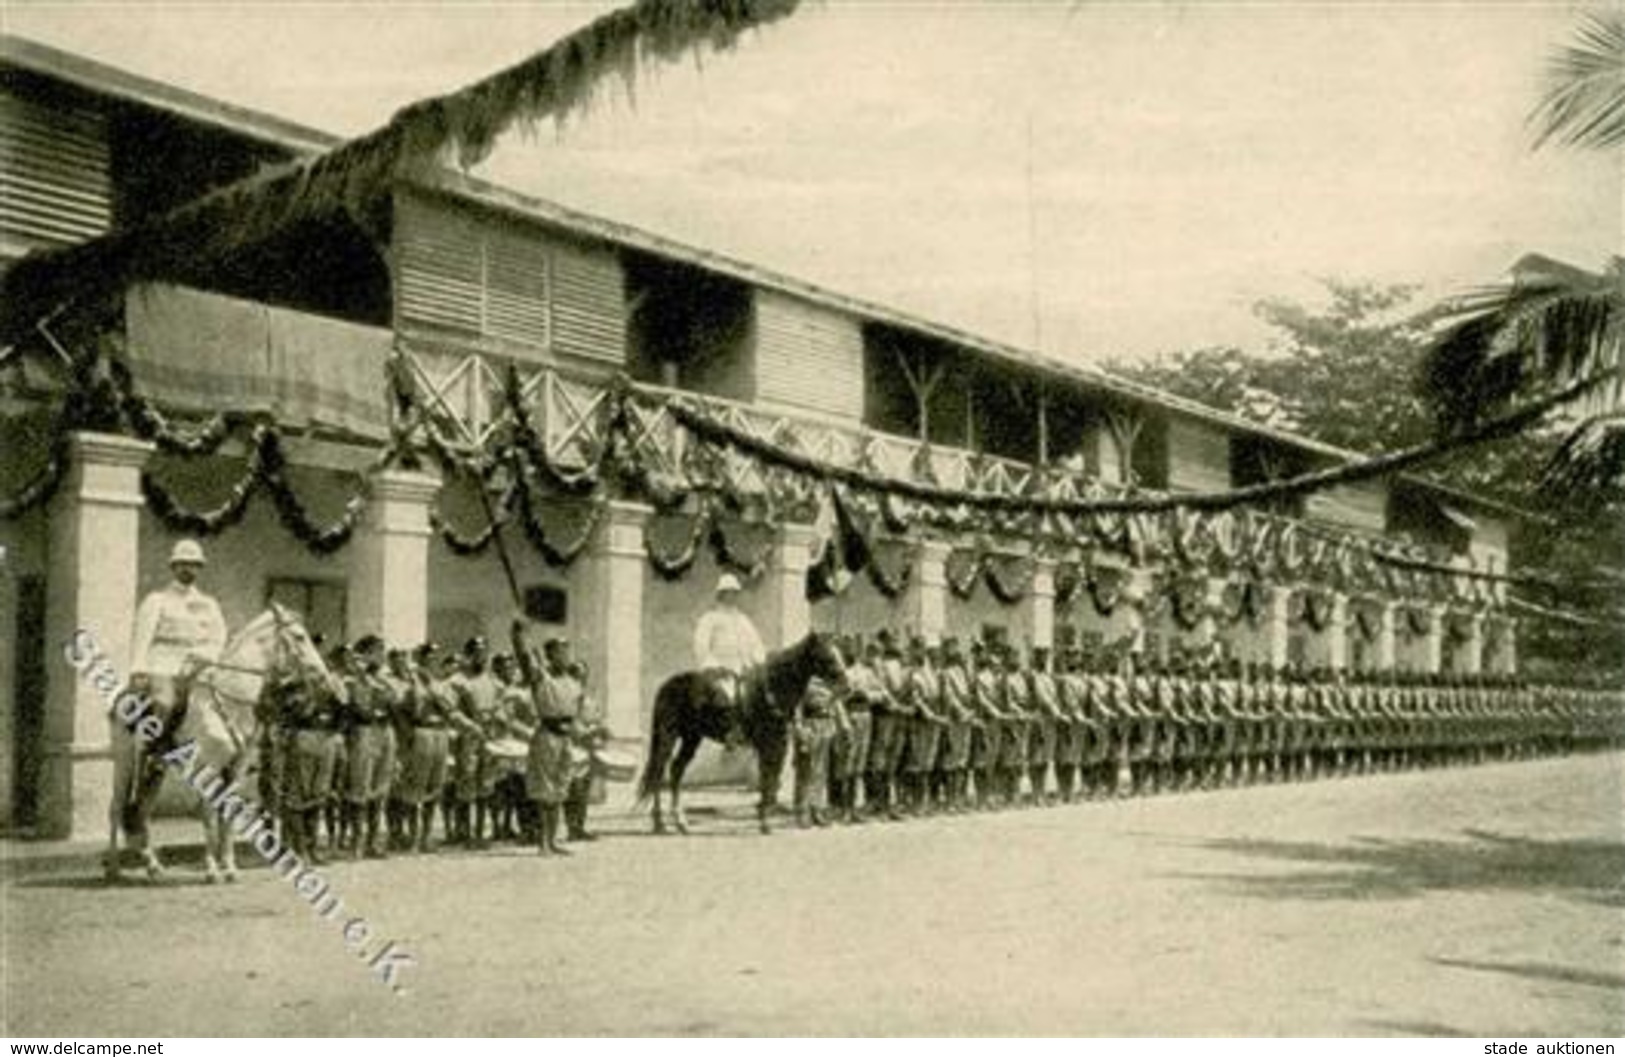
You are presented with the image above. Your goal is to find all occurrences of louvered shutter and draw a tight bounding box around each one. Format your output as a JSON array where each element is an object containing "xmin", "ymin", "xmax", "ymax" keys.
[
  {"xmin": 396, "ymin": 196, "xmax": 485, "ymax": 336},
  {"xmin": 484, "ymin": 224, "xmax": 550, "ymax": 348},
  {"xmin": 0, "ymin": 89, "xmax": 111, "ymax": 256}
]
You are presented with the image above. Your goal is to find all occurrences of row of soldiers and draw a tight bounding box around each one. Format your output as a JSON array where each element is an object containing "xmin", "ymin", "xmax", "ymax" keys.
[
  {"xmin": 258, "ymin": 620, "xmax": 604, "ymax": 862},
  {"xmin": 787, "ymin": 630, "xmax": 1625, "ymax": 825}
]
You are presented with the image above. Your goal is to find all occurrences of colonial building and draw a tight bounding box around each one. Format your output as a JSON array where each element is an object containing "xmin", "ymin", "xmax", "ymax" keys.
[{"xmin": 0, "ymin": 39, "xmax": 1520, "ymax": 838}]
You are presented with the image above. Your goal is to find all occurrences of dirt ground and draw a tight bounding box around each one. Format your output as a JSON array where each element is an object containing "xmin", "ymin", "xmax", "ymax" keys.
[{"xmin": 5, "ymin": 752, "xmax": 1623, "ymax": 1036}]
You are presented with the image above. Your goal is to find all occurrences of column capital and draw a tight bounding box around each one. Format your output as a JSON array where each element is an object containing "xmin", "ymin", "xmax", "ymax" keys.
[
  {"xmin": 596, "ymin": 499, "xmax": 652, "ymax": 560},
  {"xmin": 776, "ymin": 520, "xmax": 822, "ymax": 549},
  {"xmin": 601, "ymin": 498, "xmax": 654, "ymax": 529},
  {"xmin": 67, "ymin": 430, "xmax": 154, "ymax": 470},
  {"xmin": 915, "ymin": 538, "xmax": 954, "ymax": 565},
  {"xmin": 369, "ymin": 467, "xmax": 442, "ymax": 505}
]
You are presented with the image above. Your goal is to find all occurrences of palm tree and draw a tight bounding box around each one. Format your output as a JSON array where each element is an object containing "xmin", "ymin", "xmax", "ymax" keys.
[{"xmin": 1420, "ymin": 12, "xmax": 1624, "ymax": 502}]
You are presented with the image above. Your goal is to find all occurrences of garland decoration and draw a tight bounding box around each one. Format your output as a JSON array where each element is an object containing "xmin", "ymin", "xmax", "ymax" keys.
[
  {"xmin": 946, "ymin": 546, "xmax": 985, "ymax": 599},
  {"xmin": 108, "ymin": 357, "xmax": 244, "ymax": 457},
  {"xmin": 1053, "ymin": 560, "xmax": 1084, "ymax": 606},
  {"xmin": 866, "ymin": 537, "xmax": 913, "ymax": 599},
  {"xmin": 513, "ymin": 462, "xmax": 603, "ymax": 568},
  {"xmin": 983, "ymin": 552, "xmax": 1033, "ymax": 606},
  {"xmin": 709, "ymin": 512, "xmax": 774, "ymax": 579},
  {"xmin": 506, "ymin": 364, "xmax": 613, "ymax": 496},
  {"xmin": 141, "ymin": 442, "xmax": 264, "ymax": 537},
  {"xmin": 1219, "ymin": 579, "xmax": 1266, "ymax": 628},
  {"xmin": 1291, "ymin": 589, "xmax": 1336, "ymax": 632},
  {"xmin": 1168, "ymin": 576, "xmax": 1211, "ymax": 631},
  {"xmin": 646, "ymin": 501, "xmax": 711, "ymax": 581},
  {"xmin": 1351, "ymin": 601, "xmax": 1382, "ymax": 643},
  {"xmin": 257, "ymin": 427, "xmax": 371, "ymax": 554},
  {"xmin": 1398, "ymin": 605, "xmax": 1433, "ymax": 640},
  {"xmin": 1088, "ymin": 565, "xmax": 1128, "ymax": 617}
]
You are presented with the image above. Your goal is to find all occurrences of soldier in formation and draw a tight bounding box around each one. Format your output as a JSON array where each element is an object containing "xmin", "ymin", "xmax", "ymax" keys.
[{"xmin": 795, "ymin": 628, "xmax": 1622, "ymax": 825}]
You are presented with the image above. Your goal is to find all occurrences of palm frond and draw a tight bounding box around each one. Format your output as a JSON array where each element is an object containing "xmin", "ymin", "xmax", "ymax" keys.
[
  {"xmin": 1, "ymin": 0, "xmax": 802, "ymax": 335},
  {"xmin": 1422, "ymin": 259, "xmax": 1622, "ymax": 433},
  {"xmin": 1539, "ymin": 410, "xmax": 1625, "ymax": 501},
  {"xmin": 1532, "ymin": 10, "xmax": 1625, "ymax": 150}
]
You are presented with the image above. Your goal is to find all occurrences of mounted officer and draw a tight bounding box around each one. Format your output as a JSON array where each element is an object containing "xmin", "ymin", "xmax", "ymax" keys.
[{"xmin": 693, "ymin": 573, "xmax": 766, "ymax": 747}]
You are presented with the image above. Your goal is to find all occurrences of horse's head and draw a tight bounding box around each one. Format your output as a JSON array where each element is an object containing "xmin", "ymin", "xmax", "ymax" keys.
[
  {"xmin": 266, "ymin": 604, "xmax": 344, "ymax": 699},
  {"xmin": 802, "ymin": 631, "xmax": 848, "ymax": 690}
]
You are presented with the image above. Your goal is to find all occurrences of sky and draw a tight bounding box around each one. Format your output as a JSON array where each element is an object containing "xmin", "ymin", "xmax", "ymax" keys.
[{"xmin": 5, "ymin": 0, "xmax": 1619, "ymax": 366}]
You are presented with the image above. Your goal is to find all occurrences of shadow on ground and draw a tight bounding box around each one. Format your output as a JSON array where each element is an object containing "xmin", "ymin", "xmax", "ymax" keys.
[
  {"xmin": 1180, "ymin": 828, "xmax": 1625, "ymax": 905},
  {"xmin": 1434, "ymin": 957, "xmax": 1625, "ymax": 991}
]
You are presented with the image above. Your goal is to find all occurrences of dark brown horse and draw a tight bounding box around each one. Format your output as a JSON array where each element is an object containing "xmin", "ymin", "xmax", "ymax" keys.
[{"xmin": 638, "ymin": 632, "xmax": 845, "ymax": 835}]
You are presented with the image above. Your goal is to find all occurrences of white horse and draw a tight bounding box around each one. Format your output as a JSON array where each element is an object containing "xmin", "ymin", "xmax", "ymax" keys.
[{"xmin": 105, "ymin": 604, "xmax": 336, "ymax": 884}]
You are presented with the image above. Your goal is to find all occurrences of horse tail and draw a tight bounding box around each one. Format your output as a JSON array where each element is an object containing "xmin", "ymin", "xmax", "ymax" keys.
[{"xmin": 634, "ymin": 680, "xmax": 676, "ymax": 806}]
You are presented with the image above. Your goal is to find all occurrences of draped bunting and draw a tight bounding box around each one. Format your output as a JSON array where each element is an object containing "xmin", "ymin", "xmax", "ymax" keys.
[
  {"xmin": 946, "ymin": 547, "xmax": 985, "ymax": 600},
  {"xmin": 983, "ymin": 553, "xmax": 1033, "ymax": 606},
  {"xmin": 0, "ymin": 335, "xmax": 1566, "ymax": 629},
  {"xmin": 867, "ymin": 538, "xmax": 914, "ymax": 599},
  {"xmin": 1351, "ymin": 601, "xmax": 1383, "ymax": 643},
  {"xmin": 646, "ymin": 506, "xmax": 709, "ymax": 581},
  {"xmin": 1291, "ymin": 589, "xmax": 1337, "ymax": 632},
  {"xmin": 1088, "ymin": 565, "xmax": 1129, "ymax": 617},
  {"xmin": 1400, "ymin": 606, "xmax": 1434, "ymax": 640},
  {"xmin": 1168, "ymin": 576, "xmax": 1212, "ymax": 631},
  {"xmin": 708, "ymin": 513, "xmax": 773, "ymax": 580}
]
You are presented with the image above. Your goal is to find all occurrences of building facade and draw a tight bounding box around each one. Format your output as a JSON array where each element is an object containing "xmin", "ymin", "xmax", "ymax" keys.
[{"xmin": 0, "ymin": 41, "xmax": 1519, "ymax": 838}]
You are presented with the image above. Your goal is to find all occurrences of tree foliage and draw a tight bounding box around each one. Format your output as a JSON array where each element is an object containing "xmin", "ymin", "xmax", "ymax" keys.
[{"xmin": 1109, "ymin": 280, "xmax": 1623, "ymax": 673}]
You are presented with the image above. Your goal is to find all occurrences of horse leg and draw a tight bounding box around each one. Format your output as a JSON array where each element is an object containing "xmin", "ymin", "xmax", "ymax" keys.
[
  {"xmin": 756, "ymin": 736, "xmax": 787, "ymax": 836},
  {"xmin": 669, "ymin": 736, "xmax": 701, "ymax": 835},
  {"xmin": 105, "ymin": 735, "xmax": 131, "ymax": 882}
]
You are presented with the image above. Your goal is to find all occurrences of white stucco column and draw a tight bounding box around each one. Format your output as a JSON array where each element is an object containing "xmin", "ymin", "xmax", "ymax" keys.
[
  {"xmin": 766, "ymin": 521, "xmax": 818, "ymax": 646},
  {"xmin": 1326, "ymin": 593, "xmax": 1349, "ymax": 672},
  {"xmin": 579, "ymin": 500, "xmax": 652, "ymax": 744},
  {"xmin": 347, "ymin": 469, "xmax": 440, "ymax": 646},
  {"xmin": 906, "ymin": 539, "xmax": 952, "ymax": 644},
  {"xmin": 1460, "ymin": 612, "xmax": 1485, "ymax": 675},
  {"xmin": 1374, "ymin": 601, "xmax": 1397, "ymax": 672},
  {"xmin": 1264, "ymin": 585, "xmax": 1292, "ymax": 670},
  {"xmin": 1421, "ymin": 604, "xmax": 1445, "ymax": 674},
  {"xmin": 1030, "ymin": 558, "xmax": 1057, "ymax": 651},
  {"xmin": 41, "ymin": 432, "xmax": 153, "ymax": 839}
]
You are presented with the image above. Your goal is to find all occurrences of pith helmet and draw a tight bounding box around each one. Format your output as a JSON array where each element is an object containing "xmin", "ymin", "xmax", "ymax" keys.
[
  {"xmin": 715, "ymin": 573, "xmax": 743, "ymax": 595},
  {"xmin": 169, "ymin": 539, "xmax": 207, "ymax": 566}
]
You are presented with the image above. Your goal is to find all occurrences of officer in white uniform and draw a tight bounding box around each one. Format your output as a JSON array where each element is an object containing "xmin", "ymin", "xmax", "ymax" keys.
[
  {"xmin": 129, "ymin": 539, "xmax": 229, "ymax": 723},
  {"xmin": 693, "ymin": 574, "xmax": 765, "ymax": 742}
]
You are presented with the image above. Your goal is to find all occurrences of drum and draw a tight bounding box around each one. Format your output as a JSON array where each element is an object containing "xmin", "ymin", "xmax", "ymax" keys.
[
  {"xmin": 485, "ymin": 737, "xmax": 528, "ymax": 761},
  {"xmin": 591, "ymin": 747, "xmax": 638, "ymax": 782}
]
